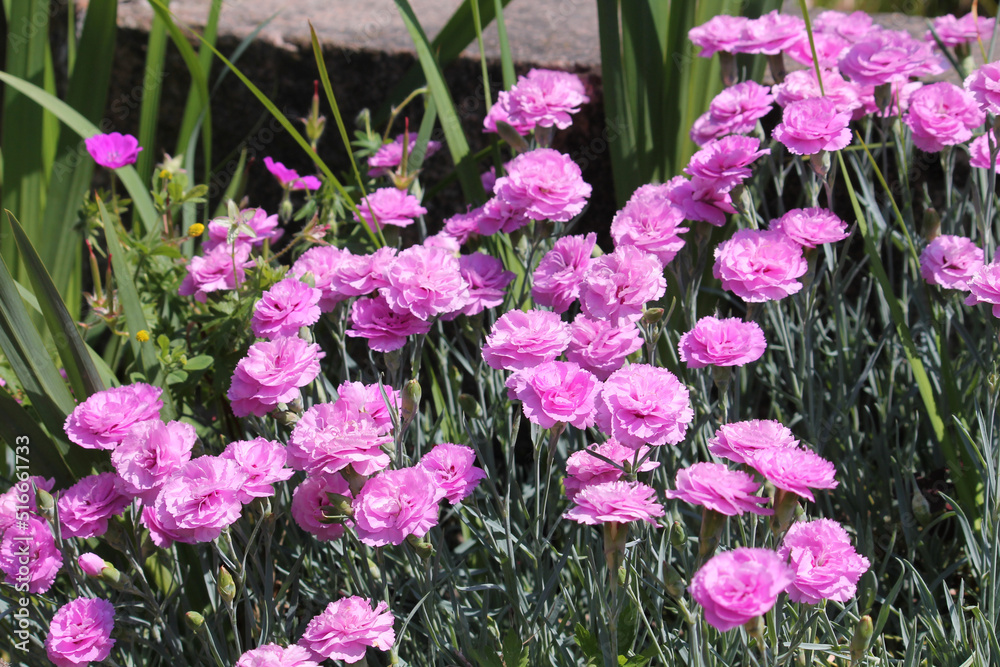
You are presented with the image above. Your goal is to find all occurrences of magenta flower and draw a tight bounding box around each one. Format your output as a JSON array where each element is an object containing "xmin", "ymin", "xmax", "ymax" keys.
[
  {"xmin": 926, "ymin": 13, "xmax": 995, "ymax": 47},
  {"xmin": 299, "ymin": 596, "xmax": 395, "ymax": 664},
  {"xmin": 227, "ymin": 337, "xmax": 325, "ymax": 418},
  {"xmin": 290, "ymin": 246, "xmax": 350, "ymax": 311},
  {"xmin": 772, "ymin": 98, "xmax": 852, "ymax": 155},
  {"xmin": 532, "ymin": 233, "xmax": 596, "ymax": 313},
  {"xmin": 610, "ymin": 186, "xmax": 688, "ymax": 265},
  {"xmin": 252, "ymin": 278, "xmax": 322, "ymax": 339},
  {"xmin": 477, "ymin": 196, "xmax": 531, "ymax": 236},
  {"xmin": 689, "ymin": 548, "xmax": 793, "ymax": 632},
  {"xmin": 785, "ymin": 32, "xmax": 849, "ymax": 68},
  {"xmin": 179, "ymin": 242, "xmax": 253, "ymax": 303},
  {"xmin": 506, "ymin": 361, "xmax": 601, "ymax": 429},
  {"xmin": 770, "ymin": 207, "xmax": 850, "ymax": 248},
  {"xmin": 664, "ymin": 176, "xmax": 736, "ymax": 226},
  {"xmin": 506, "ymin": 68, "xmax": 589, "ymax": 130},
  {"xmin": 220, "ymin": 437, "xmax": 294, "ymax": 501},
  {"xmin": 336, "ymin": 380, "xmax": 399, "ymax": 433},
  {"xmin": 263, "ymin": 156, "xmax": 321, "ymax": 191},
  {"xmin": 418, "ymin": 443, "xmax": 487, "ymax": 504},
  {"xmin": 839, "ymin": 30, "xmax": 940, "ymax": 87},
  {"xmin": 859, "ymin": 79, "xmax": 925, "ymax": 118},
  {"xmin": 565, "ymin": 316, "xmax": 643, "ymax": 381},
  {"xmin": 328, "ymin": 246, "xmax": 397, "ymax": 299},
  {"xmin": 45, "ymin": 598, "xmax": 116, "ymax": 667},
  {"xmin": 483, "ymin": 90, "xmax": 535, "ymax": 135},
  {"xmin": 348, "ymin": 295, "xmax": 432, "ymax": 352},
  {"xmin": 564, "ymin": 440, "xmax": 659, "ymax": 500},
  {"xmin": 291, "ymin": 474, "xmax": 352, "ymax": 542},
  {"xmin": 689, "ymin": 15, "xmax": 749, "ymax": 57},
  {"xmin": 352, "ymin": 467, "xmax": 446, "ymax": 546},
  {"xmin": 236, "ymin": 644, "xmax": 321, "ymax": 667},
  {"xmin": 779, "ymin": 519, "xmax": 871, "ymax": 604},
  {"xmin": 690, "ymin": 81, "xmax": 774, "ymax": 146},
  {"xmin": 204, "ymin": 207, "xmax": 283, "ymax": 251},
  {"xmin": 814, "ymin": 10, "xmax": 875, "ymax": 42},
  {"xmin": 563, "ymin": 480, "xmax": 664, "ymax": 525},
  {"xmin": 580, "ymin": 245, "xmax": 666, "ymax": 325},
  {"xmin": 664, "ymin": 462, "xmax": 771, "ymax": 516},
  {"xmin": 970, "ymin": 131, "xmax": 1000, "ymax": 170},
  {"xmin": 595, "ymin": 364, "xmax": 693, "ymax": 448},
  {"xmin": 111, "ymin": 419, "xmax": 196, "ymax": 503},
  {"xmin": 494, "ymin": 148, "xmax": 591, "ymax": 222},
  {"xmin": 78, "ymin": 553, "xmax": 107, "ymax": 577},
  {"xmin": 58, "ymin": 472, "xmax": 131, "ymax": 539},
  {"xmin": 708, "ymin": 419, "xmax": 800, "ymax": 465},
  {"xmin": 965, "ymin": 263, "xmax": 1000, "ymax": 317},
  {"xmin": 288, "ymin": 400, "xmax": 392, "ymax": 477},
  {"xmin": 920, "ymin": 235, "xmax": 984, "ymax": 291},
  {"xmin": 750, "ymin": 447, "xmax": 839, "ymax": 502},
  {"xmin": 482, "ymin": 309, "xmax": 571, "ymax": 371},
  {"xmin": 64, "ymin": 382, "xmax": 163, "ymax": 450},
  {"xmin": 0, "ymin": 515, "xmax": 62, "ymax": 593},
  {"xmin": 773, "ymin": 69, "xmax": 865, "ymax": 118},
  {"xmin": 905, "ymin": 82, "xmax": 985, "ymax": 153},
  {"xmin": 678, "ymin": 316, "xmax": 766, "ymax": 369},
  {"xmin": 442, "ymin": 207, "xmax": 485, "ymax": 244},
  {"xmin": 354, "ymin": 187, "xmax": 428, "ymax": 232},
  {"xmin": 713, "ymin": 228, "xmax": 808, "ymax": 302},
  {"xmin": 152, "ymin": 456, "xmax": 248, "ymax": 545},
  {"xmin": 85, "ymin": 132, "xmax": 142, "ymax": 169},
  {"xmin": 965, "ymin": 62, "xmax": 1000, "ymax": 115},
  {"xmin": 733, "ymin": 10, "xmax": 805, "ymax": 55},
  {"xmin": 685, "ymin": 136, "xmax": 770, "ymax": 193},
  {"xmin": 380, "ymin": 244, "xmax": 470, "ymax": 320},
  {"xmin": 367, "ymin": 134, "xmax": 442, "ymax": 177},
  {"xmin": 453, "ymin": 252, "xmax": 514, "ymax": 317}
]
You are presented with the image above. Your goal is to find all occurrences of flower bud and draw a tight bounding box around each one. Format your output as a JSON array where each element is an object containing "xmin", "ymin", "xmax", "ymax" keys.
[
  {"xmin": 457, "ymin": 393, "xmax": 481, "ymax": 417},
  {"xmin": 642, "ymin": 308, "xmax": 664, "ymax": 325},
  {"xmin": 698, "ymin": 508, "xmax": 726, "ymax": 561},
  {"xmin": 770, "ymin": 488, "xmax": 799, "ymax": 536},
  {"xmin": 406, "ymin": 535, "xmax": 435, "ymax": 559},
  {"xmin": 922, "ymin": 208, "xmax": 940, "ymax": 242},
  {"xmin": 850, "ymin": 615, "xmax": 874, "ymax": 664},
  {"xmin": 184, "ymin": 611, "xmax": 205, "ymax": 631},
  {"xmin": 669, "ymin": 520, "xmax": 686, "ymax": 548},
  {"xmin": 217, "ymin": 566, "xmax": 237, "ymax": 604},
  {"xmin": 279, "ymin": 197, "xmax": 294, "ymax": 222},
  {"xmin": 36, "ymin": 488, "xmax": 55, "ymax": 518},
  {"xmin": 495, "ymin": 120, "xmax": 530, "ymax": 153},
  {"xmin": 188, "ymin": 222, "xmax": 205, "ymax": 237},
  {"xmin": 663, "ymin": 562, "xmax": 685, "ymax": 599},
  {"xmin": 136, "ymin": 330, "xmax": 150, "ymax": 343},
  {"xmin": 911, "ymin": 488, "xmax": 933, "ymax": 526},
  {"xmin": 401, "ymin": 378, "xmax": 421, "ymax": 432}
]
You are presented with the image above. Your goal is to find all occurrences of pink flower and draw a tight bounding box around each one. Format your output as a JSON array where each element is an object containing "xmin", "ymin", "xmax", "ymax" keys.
[
  {"xmin": 965, "ymin": 62, "xmax": 1000, "ymax": 115},
  {"xmin": 965, "ymin": 263, "xmax": 1000, "ymax": 316},
  {"xmin": 220, "ymin": 437, "xmax": 294, "ymax": 501},
  {"xmin": 264, "ymin": 156, "xmax": 321, "ymax": 191},
  {"xmin": 354, "ymin": 187, "xmax": 427, "ymax": 232},
  {"xmin": 664, "ymin": 462, "xmax": 771, "ymax": 515},
  {"xmin": 685, "ymin": 136, "xmax": 770, "ymax": 193},
  {"xmin": 288, "ymin": 400, "xmax": 392, "ymax": 477},
  {"xmin": 905, "ymin": 82, "xmax": 985, "ymax": 153},
  {"xmin": 0, "ymin": 476, "xmax": 53, "ymax": 525},
  {"xmin": 442, "ymin": 207, "xmax": 484, "ymax": 244},
  {"xmin": 708, "ymin": 419, "xmax": 800, "ymax": 465},
  {"xmin": 64, "ymin": 383, "xmax": 163, "ymax": 450},
  {"xmin": 236, "ymin": 644, "xmax": 322, "ymax": 667},
  {"xmin": 336, "ymin": 380, "xmax": 399, "ymax": 433},
  {"xmin": 814, "ymin": 10, "xmax": 874, "ymax": 42},
  {"xmin": 78, "ymin": 553, "xmax": 107, "ymax": 577},
  {"xmin": 785, "ymin": 32, "xmax": 849, "ymax": 68},
  {"xmin": 689, "ymin": 15, "xmax": 749, "ymax": 57},
  {"xmin": 506, "ymin": 68, "xmax": 589, "ymax": 130},
  {"xmin": 111, "ymin": 419, "xmax": 196, "ymax": 502},
  {"xmin": 494, "ymin": 148, "xmax": 591, "ymax": 222},
  {"xmin": 348, "ymin": 295, "xmax": 433, "ymax": 352},
  {"xmin": 580, "ymin": 245, "xmax": 666, "ymax": 325},
  {"xmin": 477, "ymin": 196, "xmax": 531, "ymax": 236},
  {"xmin": 352, "ymin": 467, "xmax": 445, "ymax": 546},
  {"xmin": 920, "ymin": 235, "xmax": 985, "ymax": 290},
  {"xmin": 733, "ymin": 10, "xmax": 805, "ymax": 55},
  {"xmin": 564, "ymin": 440, "xmax": 659, "ymax": 500},
  {"xmin": 179, "ymin": 242, "xmax": 253, "ymax": 303},
  {"xmin": 483, "ymin": 90, "xmax": 535, "ymax": 135},
  {"xmin": 0, "ymin": 515, "xmax": 62, "ymax": 593},
  {"xmin": 596, "ymin": 364, "xmax": 693, "ymax": 448},
  {"xmin": 290, "ymin": 474, "xmax": 352, "ymax": 542},
  {"xmin": 664, "ymin": 175, "xmax": 736, "ymax": 226},
  {"xmin": 85, "ymin": 132, "xmax": 141, "ymax": 169},
  {"xmin": 204, "ymin": 207, "xmax": 283, "ymax": 251},
  {"xmin": 839, "ymin": 30, "xmax": 940, "ymax": 87},
  {"xmin": 299, "ymin": 596, "xmax": 395, "ymax": 663},
  {"xmin": 563, "ymin": 480, "xmax": 664, "ymax": 525},
  {"xmin": 611, "ymin": 187, "xmax": 688, "ymax": 265},
  {"xmin": 773, "ymin": 69, "xmax": 864, "ymax": 118},
  {"xmin": 418, "ymin": 443, "xmax": 487, "ymax": 504},
  {"xmin": 506, "ymin": 361, "xmax": 601, "ymax": 429},
  {"xmin": 152, "ymin": 457, "xmax": 248, "ymax": 544},
  {"xmin": 45, "ymin": 598, "xmax": 116, "ymax": 667},
  {"xmin": 328, "ymin": 247, "xmax": 397, "ymax": 299},
  {"xmin": 290, "ymin": 246, "xmax": 350, "ymax": 311},
  {"xmin": 690, "ymin": 82, "xmax": 774, "ymax": 146},
  {"xmin": 367, "ymin": 134, "xmax": 442, "ymax": 177},
  {"xmin": 772, "ymin": 98, "xmax": 852, "ymax": 155},
  {"xmin": 482, "ymin": 309, "xmax": 571, "ymax": 371},
  {"xmin": 779, "ymin": 519, "xmax": 871, "ymax": 604},
  {"xmin": 859, "ymin": 79, "xmax": 925, "ymax": 118},
  {"xmin": 770, "ymin": 207, "xmax": 850, "ymax": 248},
  {"xmin": 252, "ymin": 278, "xmax": 322, "ymax": 339},
  {"xmin": 453, "ymin": 252, "xmax": 515, "ymax": 317},
  {"xmin": 970, "ymin": 131, "xmax": 1000, "ymax": 170},
  {"xmin": 750, "ymin": 447, "xmax": 839, "ymax": 502},
  {"xmin": 565, "ymin": 316, "xmax": 643, "ymax": 381},
  {"xmin": 532, "ymin": 233, "xmax": 596, "ymax": 313},
  {"xmin": 58, "ymin": 472, "xmax": 131, "ymax": 538},
  {"xmin": 678, "ymin": 316, "xmax": 766, "ymax": 369},
  {"xmin": 689, "ymin": 548, "xmax": 793, "ymax": 632},
  {"xmin": 227, "ymin": 337, "xmax": 325, "ymax": 418},
  {"xmin": 926, "ymin": 13, "xmax": 995, "ymax": 47},
  {"xmin": 380, "ymin": 245, "xmax": 470, "ymax": 320},
  {"xmin": 713, "ymin": 229, "xmax": 808, "ymax": 302}
]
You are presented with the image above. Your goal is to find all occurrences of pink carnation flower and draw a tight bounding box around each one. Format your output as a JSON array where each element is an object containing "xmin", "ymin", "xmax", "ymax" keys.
[
  {"xmin": 690, "ymin": 81, "xmax": 774, "ymax": 146},
  {"xmin": 563, "ymin": 480, "xmax": 664, "ymax": 525},
  {"xmin": 78, "ymin": 553, "xmax": 107, "ymax": 577},
  {"xmin": 770, "ymin": 207, "xmax": 850, "ymax": 248},
  {"xmin": 264, "ymin": 156, "xmax": 321, "ymax": 191},
  {"xmin": 964, "ymin": 263, "xmax": 1000, "ymax": 316},
  {"xmin": 532, "ymin": 233, "xmax": 596, "ymax": 313},
  {"xmin": 772, "ymin": 98, "xmax": 852, "ymax": 155},
  {"xmin": 111, "ymin": 419, "xmax": 196, "ymax": 502},
  {"xmin": 442, "ymin": 207, "xmax": 484, "ymax": 244},
  {"xmin": 453, "ymin": 252, "xmax": 515, "ymax": 317},
  {"xmin": 354, "ymin": 187, "xmax": 427, "ymax": 232},
  {"xmin": 839, "ymin": 30, "xmax": 940, "ymax": 87},
  {"xmin": 580, "ymin": 245, "xmax": 666, "ymax": 325},
  {"xmin": 0, "ymin": 514, "xmax": 62, "ymax": 593},
  {"xmin": 236, "ymin": 644, "xmax": 321, "ymax": 667},
  {"xmin": 46, "ymin": 598, "xmax": 116, "ymax": 667},
  {"xmin": 367, "ymin": 134, "xmax": 441, "ymax": 177},
  {"xmin": 965, "ymin": 62, "xmax": 1000, "ymax": 115},
  {"xmin": 664, "ymin": 462, "xmax": 771, "ymax": 516},
  {"xmin": 418, "ymin": 443, "xmax": 487, "ymax": 504},
  {"xmin": 905, "ymin": 82, "xmax": 985, "ymax": 153},
  {"xmin": 664, "ymin": 175, "xmax": 736, "ymax": 226},
  {"xmin": 290, "ymin": 246, "xmax": 349, "ymax": 311},
  {"xmin": 920, "ymin": 235, "xmax": 985, "ymax": 291},
  {"xmin": 610, "ymin": 187, "xmax": 688, "ymax": 265},
  {"xmin": 926, "ymin": 13, "xmax": 995, "ymax": 47},
  {"xmin": 685, "ymin": 136, "xmax": 770, "ymax": 193},
  {"xmin": 483, "ymin": 90, "xmax": 535, "ymax": 135},
  {"xmin": 481, "ymin": 309, "xmax": 571, "ymax": 371},
  {"xmin": 64, "ymin": 382, "xmax": 163, "ymax": 450},
  {"xmin": 227, "ymin": 337, "xmax": 325, "ymax": 418},
  {"xmin": 859, "ymin": 79, "xmax": 925, "ymax": 118},
  {"xmin": 506, "ymin": 68, "xmax": 589, "ymax": 130},
  {"xmin": 152, "ymin": 457, "xmax": 247, "ymax": 545},
  {"xmin": 288, "ymin": 400, "xmax": 392, "ymax": 477},
  {"xmin": 252, "ymin": 278, "xmax": 322, "ymax": 339},
  {"xmin": 505, "ymin": 361, "xmax": 601, "ymax": 429},
  {"xmin": 814, "ymin": 10, "xmax": 875, "ymax": 42},
  {"xmin": 689, "ymin": 15, "xmax": 749, "ymax": 57},
  {"xmin": 970, "ymin": 131, "xmax": 1000, "ymax": 170},
  {"xmin": 336, "ymin": 380, "xmax": 399, "ymax": 433},
  {"xmin": 773, "ymin": 69, "xmax": 865, "ymax": 118},
  {"xmin": 352, "ymin": 467, "xmax": 446, "ymax": 547},
  {"xmin": 779, "ymin": 518, "xmax": 871, "ymax": 604},
  {"xmin": 595, "ymin": 364, "xmax": 693, "ymax": 448},
  {"xmin": 0, "ymin": 476, "xmax": 53, "ymax": 526},
  {"xmin": 565, "ymin": 316, "xmax": 643, "ymax": 381},
  {"xmin": 689, "ymin": 548, "xmax": 793, "ymax": 632},
  {"xmin": 477, "ymin": 196, "xmax": 531, "ymax": 236},
  {"xmin": 750, "ymin": 447, "xmax": 839, "ymax": 502},
  {"xmin": 204, "ymin": 207, "xmax": 283, "ymax": 251},
  {"xmin": 564, "ymin": 440, "xmax": 659, "ymax": 500},
  {"xmin": 733, "ymin": 10, "xmax": 805, "ymax": 55},
  {"xmin": 708, "ymin": 419, "xmax": 800, "ymax": 465},
  {"xmin": 85, "ymin": 132, "xmax": 141, "ymax": 169},
  {"xmin": 299, "ymin": 596, "xmax": 395, "ymax": 663},
  {"xmin": 179, "ymin": 242, "xmax": 253, "ymax": 303},
  {"xmin": 328, "ymin": 247, "xmax": 397, "ymax": 299},
  {"xmin": 347, "ymin": 295, "xmax": 432, "ymax": 352},
  {"xmin": 380, "ymin": 245, "xmax": 470, "ymax": 320},
  {"xmin": 713, "ymin": 228, "xmax": 808, "ymax": 302},
  {"xmin": 678, "ymin": 316, "xmax": 766, "ymax": 369},
  {"xmin": 220, "ymin": 437, "xmax": 294, "ymax": 501},
  {"xmin": 785, "ymin": 32, "xmax": 849, "ymax": 68},
  {"xmin": 58, "ymin": 472, "xmax": 131, "ymax": 538},
  {"xmin": 494, "ymin": 148, "xmax": 591, "ymax": 222},
  {"xmin": 291, "ymin": 474, "xmax": 352, "ymax": 542}
]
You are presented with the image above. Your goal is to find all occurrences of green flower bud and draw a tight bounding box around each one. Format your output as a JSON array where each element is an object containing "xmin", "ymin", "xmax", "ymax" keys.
[
  {"xmin": 850, "ymin": 615, "xmax": 874, "ymax": 664},
  {"xmin": 218, "ymin": 566, "xmax": 236, "ymax": 604},
  {"xmin": 669, "ymin": 520, "xmax": 686, "ymax": 548},
  {"xmin": 401, "ymin": 379, "xmax": 421, "ymax": 432},
  {"xmin": 457, "ymin": 393, "xmax": 481, "ymax": 417},
  {"xmin": 185, "ymin": 611, "xmax": 205, "ymax": 631},
  {"xmin": 642, "ymin": 308, "xmax": 664, "ymax": 325}
]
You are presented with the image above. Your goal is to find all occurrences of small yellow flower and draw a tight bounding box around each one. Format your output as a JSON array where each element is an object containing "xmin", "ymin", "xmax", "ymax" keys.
[
  {"xmin": 136, "ymin": 330, "xmax": 150, "ymax": 343},
  {"xmin": 188, "ymin": 223, "xmax": 205, "ymax": 237},
  {"xmin": 159, "ymin": 169, "xmax": 171, "ymax": 180}
]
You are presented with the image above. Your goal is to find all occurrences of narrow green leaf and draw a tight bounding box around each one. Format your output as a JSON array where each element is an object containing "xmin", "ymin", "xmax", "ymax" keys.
[
  {"xmin": 0, "ymin": 392, "xmax": 75, "ymax": 483},
  {"xmin": 493, "ymin": 0, "xmax": 515, "ymax": 90},
  {"xmin": 175, "ymin": 0, "xmax": 222, "ymax": 159},
  {"xmin": 136, "ymin": 0, "xmax": 171, "ymax": 182}
]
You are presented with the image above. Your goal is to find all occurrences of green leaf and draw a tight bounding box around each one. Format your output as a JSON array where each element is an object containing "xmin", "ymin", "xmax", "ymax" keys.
[
  {"xmin": 184, "ymin": 355, "xmax": 214, "ymax": 371},
  {"xmin": 501, "ymin": 629, "xmax": 529, "ymax": 667},
  {"xmin": 574, "ymin": 623, "xmax": 601, "ymax": 666},
  {"xmin": 136, "ymin": 0, "xmax": 171, "ymax": 182}
]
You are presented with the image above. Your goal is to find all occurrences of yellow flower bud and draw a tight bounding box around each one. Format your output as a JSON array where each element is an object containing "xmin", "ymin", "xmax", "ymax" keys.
[
  {"xmin": 188, "ymin": 223, "xmax": 205, "ymax": 237},
  {"xmin": 136, "ymin": 330, "xmax": 150, "ymax": 343}
]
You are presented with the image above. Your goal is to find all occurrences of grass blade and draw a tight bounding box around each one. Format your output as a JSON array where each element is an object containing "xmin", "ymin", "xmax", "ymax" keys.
[
  {"xmin": 493, "ymin": 0, "xmax": 515, "ymax": 90},
  {"xmin": 136, "ymin": 0, "xmax": 171, "ymax": 182}
]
